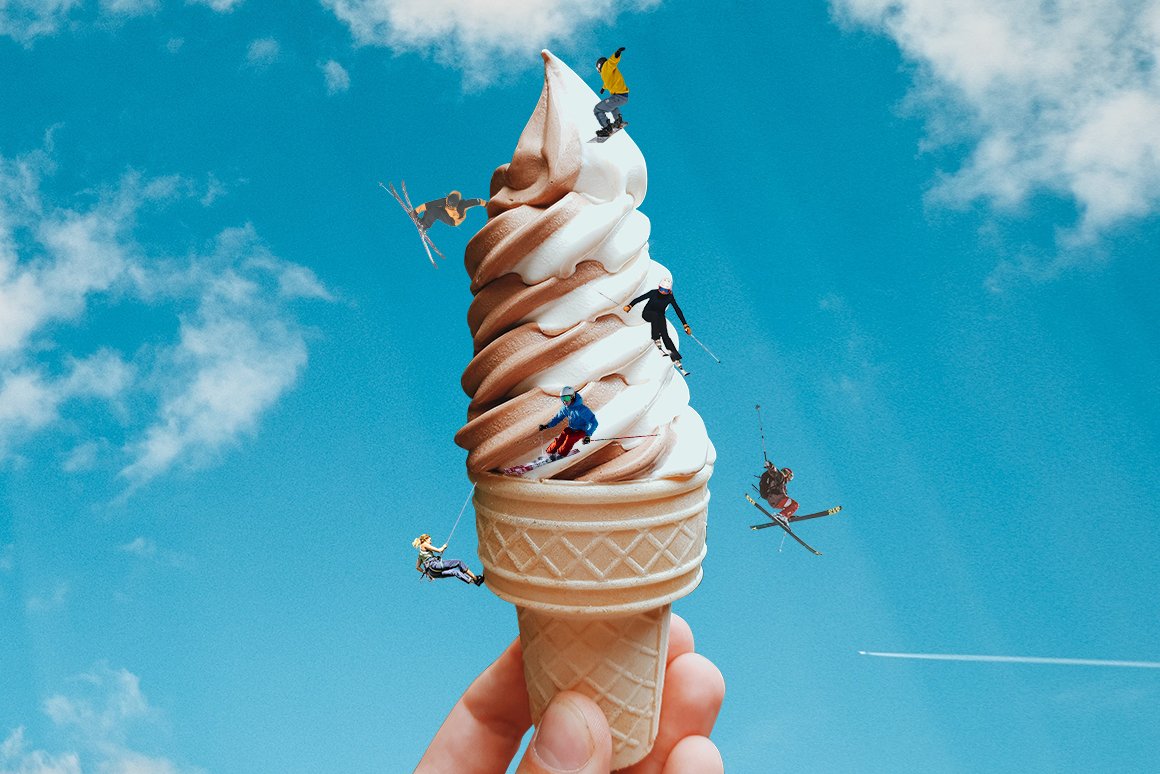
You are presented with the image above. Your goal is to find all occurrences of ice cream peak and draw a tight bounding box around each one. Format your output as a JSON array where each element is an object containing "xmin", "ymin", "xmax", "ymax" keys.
[{"xmin": 457, "ymin": 51, "xmax": 714, "ymax": 482}]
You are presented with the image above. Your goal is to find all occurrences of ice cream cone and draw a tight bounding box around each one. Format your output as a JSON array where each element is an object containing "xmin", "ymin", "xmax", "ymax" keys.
[{"xmin": 472, "ymin": 465, "xmax": 711, "ymax": 768}]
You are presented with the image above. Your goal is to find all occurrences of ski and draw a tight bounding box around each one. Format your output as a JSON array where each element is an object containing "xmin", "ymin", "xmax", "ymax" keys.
[
  {"xmin": 499, "ymin": 449, "xmax": 580, "ymax": 477},
  {"xmin": 745, "ymin": 494, "xmax": 822, "ymax": 556},
  {"xmin": 787, "ymin": 505, "xmax": 843, "ymax": 524},
  {"xmin": 750, "ymin": 505, "xmax": 842, "ymax": 527},
  {"xmin": 399, "ymin": 181, "xmax": 446, "ymax": 261},
  {"xmin": 381, "ymin": 181, "xmax": 444, "ymax": 268}
]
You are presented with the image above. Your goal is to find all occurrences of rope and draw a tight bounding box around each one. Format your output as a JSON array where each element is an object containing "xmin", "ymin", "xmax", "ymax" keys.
[{"xmin": 444, "ymin": 483, "xmax": 476, "ymax": 547}]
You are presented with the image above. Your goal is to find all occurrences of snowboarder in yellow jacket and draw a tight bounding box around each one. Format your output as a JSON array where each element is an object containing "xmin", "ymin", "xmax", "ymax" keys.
[{"xmin": 594, "ymin": 46, "xmax": 629, "ymax": 138}]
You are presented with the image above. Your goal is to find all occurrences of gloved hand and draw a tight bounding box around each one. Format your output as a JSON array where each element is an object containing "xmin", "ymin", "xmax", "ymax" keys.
[
  {"xmin": 538, "ymin": 424, "xmax": 548, "ymax": 431},
  {"xmin": 684, "ymin": 324, "xmax": 692, "ymax": 335},
  {"xmin": 622, "ymin": 305, "xmax": 631, "ymax": 312},
  {"xmin": 615, "ymin": 47, "xmax": 626, "ymax": 56},
  {"xmin": 600, "ymin": 87, "xmax": 606, "ymax": 94},
  {"xmin": 583, "ymin": 436, "xmax": 592, "ymax": 444}
]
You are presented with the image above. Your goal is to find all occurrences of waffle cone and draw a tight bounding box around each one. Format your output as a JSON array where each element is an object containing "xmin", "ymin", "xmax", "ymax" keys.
[{"xmin": 472, "ymin": 466, "xmax": 711, "ymax": 768}]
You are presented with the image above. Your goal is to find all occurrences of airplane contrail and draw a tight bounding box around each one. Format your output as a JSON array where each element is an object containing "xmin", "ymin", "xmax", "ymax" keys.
[{"xmin": 858, "ymin": 651, "xmax": 1160, "ymax": 669}]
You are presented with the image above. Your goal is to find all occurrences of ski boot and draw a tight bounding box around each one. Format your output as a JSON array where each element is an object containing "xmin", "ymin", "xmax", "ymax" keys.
[
  {"xmin": 612, "ymin": 117, "xmax": 628, "ymax": 132},
  {"xmin": 596, "ymin": 124, "xmax": 613, "ymax": 138},
  {"xmin": 653, "ymin": 338, "xmax": 668, "ymax": 356},
  {"xmin": 675, "ymin": 362, "xmax": 691, "ymax": 377}
]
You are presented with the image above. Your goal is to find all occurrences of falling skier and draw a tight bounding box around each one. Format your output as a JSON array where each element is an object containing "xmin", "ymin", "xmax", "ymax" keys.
[
  {"xmin": 412, "ymin": 533, "xmax": 485, "ymax": 586},
  {"xmin": 758, "ymin": 461, "xmax": 798, "ymax": 520},
  {"xmin": 624, "ymin": 277, "xmax": 693, "ymax": 376},
  {"xmin": 412, "ymin": 190, "xmax": 488, "ymax": 230},
  {"xmin": 594, "ymin": 46, "xmax": 629, "ymax": 138},
  {"xmin": 382, "ymin": 182, "xmax": 487, "ymax": 268}
]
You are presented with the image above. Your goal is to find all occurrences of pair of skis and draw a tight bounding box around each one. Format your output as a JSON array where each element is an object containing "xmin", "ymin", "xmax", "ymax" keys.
[
  {"xmin": 381, "ymin": 181, "xmax": 445, "ymax": 269},
  {"xmin": 498, "ymin": 433, "xmax": 659, "ymax": 477},
  {"xmin": 745, "ymin": 494, "xmax": 843, "ymax": 556}
]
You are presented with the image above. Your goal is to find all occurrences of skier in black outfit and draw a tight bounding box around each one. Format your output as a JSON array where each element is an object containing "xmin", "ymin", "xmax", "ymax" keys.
[{"xmin": 624, "ymin": 277, "xmax": 692, "ymax": 376}]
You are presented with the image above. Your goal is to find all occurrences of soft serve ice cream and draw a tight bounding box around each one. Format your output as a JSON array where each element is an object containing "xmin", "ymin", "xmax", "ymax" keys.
[
  {"xmin": 455, "ymin": 51, "xmax": 715, "ymax": 481},
  {"xmin": 457, "ymin": 51, "xmax": 715, "ymax": 768}
]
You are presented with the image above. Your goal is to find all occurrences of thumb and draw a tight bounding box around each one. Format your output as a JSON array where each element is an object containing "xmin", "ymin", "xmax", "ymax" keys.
[{"xmin": 515, "ymin": 692, "xmax": 611, "ymax": 773}]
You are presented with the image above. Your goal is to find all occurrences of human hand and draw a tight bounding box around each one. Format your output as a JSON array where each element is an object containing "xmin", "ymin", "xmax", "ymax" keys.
[
  {"xmin": 583, "ymin": 436, "xmax": 592, "ymax": 445},
  {"xmin": 683, "ymin": 325, "xmax": 691, "ymax": 335},
  {"xmin": 415, "ymin": 613, "xmax": 724, "ymax": 773},
  {"xmin": 538, "ymin": 424, "xmax": 549, "ymax": 431},
  {"xmin": 623, "ymin": 305, "xmax": 631, "ymax": 313}
]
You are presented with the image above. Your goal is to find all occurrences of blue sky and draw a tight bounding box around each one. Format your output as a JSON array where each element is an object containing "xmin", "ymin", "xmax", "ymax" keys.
[{"xmin": 2, "ymin": 1, "xmax": 1159, "ymax": 772}]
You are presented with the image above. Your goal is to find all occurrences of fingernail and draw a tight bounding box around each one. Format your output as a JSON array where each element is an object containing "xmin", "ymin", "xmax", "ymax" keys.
[{"xmin": 532, "ymin": 696, "xmax": 594, "ymax": 771}]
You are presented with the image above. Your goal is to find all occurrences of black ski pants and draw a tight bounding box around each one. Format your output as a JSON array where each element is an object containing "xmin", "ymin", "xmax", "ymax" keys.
[{"xmin": 647, "ymin": 315, "xmax": 680, "ymax": 362}]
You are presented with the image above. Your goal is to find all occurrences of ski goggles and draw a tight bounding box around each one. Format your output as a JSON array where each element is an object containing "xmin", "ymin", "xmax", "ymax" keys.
[{"xmin": 561, "ymin": 395, "xmax": 574, "ymax": 403}]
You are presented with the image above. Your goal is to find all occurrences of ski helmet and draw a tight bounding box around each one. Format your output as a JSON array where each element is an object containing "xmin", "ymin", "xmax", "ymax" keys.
[
  {"xmin": 561, "ymin": 385, "xmax": 576, "ymax": 403},
  {"xmin": 659, "ymin": 277, "xmax": 673, "ymax": 294},
  {"xmin": 596, "ymin": 57, "xmax": 607, "ymax": 72}
]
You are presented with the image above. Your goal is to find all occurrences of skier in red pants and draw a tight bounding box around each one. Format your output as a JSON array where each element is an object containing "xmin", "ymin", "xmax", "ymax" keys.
[
  {"xmin": 537, "ymin": 386, "xmax": 599, "ymax": 460},
  {"xmin": 758, "ymin": 461, "xmax": 798, "ymax": 520}
]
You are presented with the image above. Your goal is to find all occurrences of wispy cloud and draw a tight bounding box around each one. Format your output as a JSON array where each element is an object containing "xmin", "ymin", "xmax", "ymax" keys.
[
  {"xmin": 118, "ymin": 537, "xmax": 157, "ymax": 558},
  {"xmin": 832, "ymin": 0, "xmax": 1160, "ymax": 274},
  {"xmin": 320, "ymin": 59, "xmax": 351, "ymax": 94},
  {"xmin": 26, "ymin": 580, "xmax": 69, "ymax": 612},
  {"xmin": 99, "ymin": 0, "xmax": 159, "ymax": 17},
  {"xmin": 245, "ymin": 36, "xmax": 280, "ymax": 68},
  {"xmin": 0, "ymin": 0, "xmax": 83, "ymax": 45},
  {"xmin": 0, "ymin": 663, "xmax": 200, "ymax": 773},
  {"xmin": 0, "ymin": 141, "xmax": 331, "ymax": 489},
  {"xmin": 188, "ymin": 0, "xmax": 244, "ymax": 11},
  {"xmin": 322, "ymin": 0, "xmax": 660, "ymax": 86}
]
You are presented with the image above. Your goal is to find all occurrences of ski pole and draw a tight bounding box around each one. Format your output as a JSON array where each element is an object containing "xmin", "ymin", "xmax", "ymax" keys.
[
  {"xmin": 755, "ymin": 404, "xmax": 769, "ymax": 464},
  {"xmin": 589, "ymin": 433, "xmax": 660, "ymax": 442},
  {"xmin": 686, "ymin": 331, "xmax": 721, "ymax": 363},
  {"xmin": 596, "ymin": 289, "xmax": 624, "ymax": 307}
]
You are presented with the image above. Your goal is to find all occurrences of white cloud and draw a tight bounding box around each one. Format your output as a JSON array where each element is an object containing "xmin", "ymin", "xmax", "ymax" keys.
[
  {"xmin": 832, "ymin": 0, "xmax": 1160, "ymax": 245},
  {"xmin": 245, "ymin": 36, "xmax": 280, "ymax": 67},
  {"xmin": 0, "ymin": 0, "xmax": 83, "ymax": 45},
  {"xmin": 0, "ymin": 727, "xmax": 81, "ymax": 774},
  {"xmin": 119, "ymin": 226, "xmax": 320, "ymax": 485},
  {"xmin": 26, "ymin": 580, "xmax": 69, "ymax": 612},
  {"xmin": 0, "ymin": 143, "xmax": 330, "ymax": 488},
  {"xmin": 118, "ymin": 537, "xmax": 156, "ymax": 558},
  {"xmin": 62, "ymin": 441, "xmax": 100, "ymax": 472},
  {"xmin": 187, "ymin": 0, "xmax": 243, "ymax": 11},
  {"xmin": 0, "ymin": 664, "xmax": 199, "ymax": 774},
  {"xmin": 99, "ymin": 0, "xmax": 159, "ymax": 17},
  {"xmin": 320, "ymin": 59, "xmax": 351, "ymax": 94},
  {"xmin": 322, "ymin": 0, "xmax": 659, "ymax": 85}
]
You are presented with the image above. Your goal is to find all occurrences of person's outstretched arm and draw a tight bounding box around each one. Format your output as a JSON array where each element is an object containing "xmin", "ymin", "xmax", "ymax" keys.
[
  {"xmin": 415, "ymin": 613, "xmax": 724, "ymax": 774},
  {"xmin": 625, "ymin": 290, "xmax": 652, "ymax": 310},
  {"xmin": 669, "ymin": 294, "xmax": 689, "ymax": 326}
]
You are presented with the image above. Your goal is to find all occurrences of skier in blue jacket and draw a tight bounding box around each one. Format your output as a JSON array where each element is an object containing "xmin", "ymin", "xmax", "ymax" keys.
[{"xmin": 537, "ymin": 386, "xmax": 598, "ymax": 460}]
